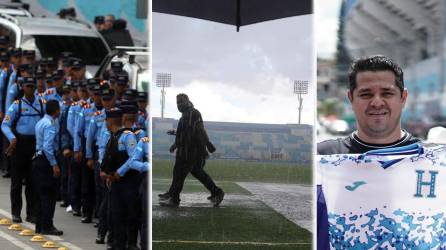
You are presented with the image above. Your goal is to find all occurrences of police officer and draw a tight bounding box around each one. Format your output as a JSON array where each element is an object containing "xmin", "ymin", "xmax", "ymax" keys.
[
  {"xmin": 101, "ymin": 108, "xmax": 138, "ymax": 250},
  {"xmin": 1, "ymin": 77, "xmax": 44, "ymax": 223},
  {"xmin": 33, "ymin": 99, "xmax": 63, "ymax": 235},
  {"xmin": 74, "ymin": 80, "xmax": 98, "ymax": 223},
  {"xmin": 44, "ymin": 69, "xmax": 64, "ymax": 102},
  {"xmin": 5, "ymin": 64, "xmax": 33, "ymax": 110},
  {"xmin": 114, "ymin": 136, "xmax": 149, "ymax": 250},
  {"xmin": 70, "ymin": 59, "xmax": 86, "ymax": 81},
  {"xmin": 34, "ymin": 68, "xmax": 46, "ymax": 99},
  {"xmin": 136, "ymin": 92, "xmax": 148, "ymax": 130},
  {"xmin": 67, "ymin": 80, "xmax": 89, "ymax": 216},
  {"xmin": 95, "ymin": 88, "xmax": 116, "ymax": 245},
  {"xmin": 114, "ymin": 73, "xmax": 129, "ymax": 106},
  {"xmin": 0, "ymin": 51, "xmax": 10, "ymax": 118},
  {"xmin": 121, "ymin": 102, "xmax": 146, "ymax": 141},
  {"xmin": 22, "ymin": 50, "xmax": 36, "ymax": 65},
  {"xmin": 59, "ymin": 85, "xmax": 73, "ymax": 208}
]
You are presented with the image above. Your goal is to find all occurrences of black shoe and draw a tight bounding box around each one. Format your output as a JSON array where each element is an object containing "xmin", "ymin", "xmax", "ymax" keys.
[
  {"xmin": 158, "ymin": 192, "xmax": 171, "ymax": 199},
  {"xmin": 12, "ymin": 215, "xmax": 22, "ymax": 223},
  {"xmin": 95, "ymin": 235, "xmax": 105, "ymax": 244},
  {"xmin": 2, "ymin": 173, "xmax": 10, "ymax": 178},
  {"xmin": 72, "ymin": 210, "xmax": 81, "ymax": 217},
  {"xmin": 81, "ymin": 216, "xmax": 92, "ymax": 223},
  {"xmin": 93, "ymin": 222, "xmax": 98, "ymax": 228},
  {"xmin": 159, "ymin": 197, "xmax": 179, "ymax": 208},
  {"xmin": 59, "ymin": 202, "xmax": 68, "ymax": 208},
  {"xmin": 41, "ymin": 227, "xmax": 63, "ymax": 236},
  {"xmin": 25, "ymin": 216, "xmax": 35, "ymax": 224},
  {"xmin": 106, "ymin": 242, "xmax": 113, "ymax": 250},
  {"xmin": 212, "ymin": 190, "xmax": 225, "ymax": 207}
]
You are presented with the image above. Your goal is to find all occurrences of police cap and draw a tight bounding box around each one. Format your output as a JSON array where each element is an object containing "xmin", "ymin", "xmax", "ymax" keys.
[
  {"xmin": 34, "ymin": 68, "xmax": 45, "ymax": 79},
  {"xmin": 52, "ymin": 69, "xmax": 64, "ymax": 81},
  {"xmin": 9, "ymin": 48, "xmax": 22, "ymax": 57},
  {"xmin": 0, "ymin": 51, "xmax": 8, "ymax": 62},
  {"xmin": 101, "ymin": 88, "xmax": 115, "ymax": 100},
  {"xmin": 0, "ymin": 35, "xmax": 9, "ymax": 45},
  {"xmin": 22, "ymin": 50, "xmax": 35, "ymax": 58},
  {"xmin": 136, "ymin": 92, "xmax": 148, "ymax": 102},
  {"xmin": 116, "ymin": 74, "xmax": 129, "ymax": 85},
  {"xmin": 71, "ymin": 59, "xmax": 85, "ymax": 69},
  {"xmin": 106, "ymin": 108, "xmax": 123, "ymax": 118},
  {"xmin": 87, "ymin": 78, "xmax": 100, "ymax": 88},
  {"xmin": 120, "ymin": 105, "xmax": 138, "ymax": 114},
  {"xmin": 22, "ymin": 77, "xmax": 36, "ymax": 87},
  {"xmin": 123, "ymin": 89, "xmax": 138, "ymax": 100},
  {"xmin": 111, "ymin": 61, "xmax": 123, "ymax": 71}
]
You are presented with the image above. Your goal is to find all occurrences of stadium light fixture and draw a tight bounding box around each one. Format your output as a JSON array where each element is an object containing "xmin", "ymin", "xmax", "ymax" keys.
[
  {"xmin": 293, "ymin": 80, "xmax": 309, "ymax": 124},
  {"xmin": 156, "ymin": 73, "xmax": 172, "ymax": 119}
]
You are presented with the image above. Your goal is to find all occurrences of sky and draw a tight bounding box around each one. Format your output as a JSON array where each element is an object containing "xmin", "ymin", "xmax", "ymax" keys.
[
  {"xmin": 315, "ymin": 0, "xmax": 342, "ymax": 59},
  {"xmin": 152, "ymin": 12, "xmax": 314, "ymax": 125}
]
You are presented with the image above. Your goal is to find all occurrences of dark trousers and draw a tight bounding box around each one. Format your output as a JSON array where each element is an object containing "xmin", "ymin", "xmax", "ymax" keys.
[
  {"xmin": 32, "ymin": 155, "xmax": 57, "ymax": 231},
  {"xmin": 93, "ymin": 149, "xmax": 103, "ymax": 218},
  {"xmin": 11, "ymin": 135, "xmax": 35, "ymax": 218},
  {"xmin": 69, "ymin": 156, "xmax": 81, "ymax": 212},
  {"xmin": 111, "ymin": 175, "xmax": 141, "ymax": 250},
  {"xmin": 97, "ymin": 187, "xmax": 110, "ymax": 239},
  {"xmin": 59, "ymin": 154, "xmax": 70, "ymax": 204},
  {"xmin": 81, "ymin": 137, "xmax": 94, "ymax": 217},
  {"xmin": 169, "ymin": 157, "xmax": 220, "ymax": 202},
  {"xmin": 140, "ymin": 173, "xmax": 148, "ymax": 250}
]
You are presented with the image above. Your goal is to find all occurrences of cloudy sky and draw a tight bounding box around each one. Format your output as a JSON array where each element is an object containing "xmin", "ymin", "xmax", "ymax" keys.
[
  {"xmin": 315, "ymin": 0, "xmax": 342, "ymax": 59},
  {"xmin": 152, "ymin": 12, "xmax": 314, "ymax": 125}
]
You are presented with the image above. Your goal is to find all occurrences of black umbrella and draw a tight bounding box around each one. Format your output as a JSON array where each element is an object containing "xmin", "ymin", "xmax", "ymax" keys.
[{"xmin": 153, "ymin": 0, "xmax": 313, "ymax": 31}]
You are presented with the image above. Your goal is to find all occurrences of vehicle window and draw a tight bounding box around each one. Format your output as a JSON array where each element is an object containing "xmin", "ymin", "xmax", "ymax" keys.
[
  {"xmin": 0, "ymin": 23, "xmax": 15, "ymax": 47},
  {"xmin": 32, "ymin": 35, "xmax": 108, "ymax": 65}
]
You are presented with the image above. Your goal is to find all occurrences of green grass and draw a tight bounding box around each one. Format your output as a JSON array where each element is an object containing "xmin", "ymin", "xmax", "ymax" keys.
[
  {"xmin": 153, "ymin": 179, "xmax": 252, "ymax": 195},
  {"xmin": 153, "ymin": 242, "xmax": 311, "ymax": 250},
  {"xmin": 153, "ymin": 200, "xmax": 312, "ymax": 249},
  {"xmin": 153, "ymin": 159, "xmax": 312, "ymax": 184}
]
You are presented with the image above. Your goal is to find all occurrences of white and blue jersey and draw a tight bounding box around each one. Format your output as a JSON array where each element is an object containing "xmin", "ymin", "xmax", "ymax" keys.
[{"xmin": 317, "ymin": 143, "xmax": 446, "ymax": 249}]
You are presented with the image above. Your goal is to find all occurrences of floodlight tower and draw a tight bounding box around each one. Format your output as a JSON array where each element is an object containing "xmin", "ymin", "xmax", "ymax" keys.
[
  {"xmin": 293, "ymin": 80, "xmax": 309, "ymax": 124},
  {"xmin": 156, "ymin": 73, "xmax": 172, "ymax": 119}
]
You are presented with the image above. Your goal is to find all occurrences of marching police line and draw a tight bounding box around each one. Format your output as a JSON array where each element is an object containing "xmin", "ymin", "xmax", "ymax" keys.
[{"xmin": 0, "ymin": 35, "xmax": 149, "ymax": 250}]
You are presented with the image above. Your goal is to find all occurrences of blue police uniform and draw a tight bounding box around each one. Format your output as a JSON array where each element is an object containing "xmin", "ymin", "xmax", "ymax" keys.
[
  {"xmin": 117, "ymin": 136, "xmax": 149, "ymax": 250},
  {"xmin": 0, "ymin": 67, "xmax": 8, "ymax": 113},
  {"xmin": 102, "ymin": 127, "xmax": 138, "ymax": 249},
  {"xmin": 5, "ymin": 82, "xmax": 19, "ymax": 112},
  {"xmin": 66, "ymin": 100, "xmax": 83, "ymax": 214},
  {"xmin": 137, "ymin": 110, "xmax": 147, "ymax": 130},
  {"xmin": 43, "ymin": 87, "xmax": 63, "ymax": 103},
  {"xmin": 32, "ymin": 114, "xmax": 59, "ymax": 233},
  {"xmin": 1, "ymin": 95, "xmax": 44, "ymax": 221},
  {"xmin": 85, "ymin": 107, "xmax": 106, "ymax": 218},
  {"xmin": 74, "ymin": 101, "xmax": 97, "ymax": 220},
  {"xmin": 59, "ymin": 100, "xmax": 72, "ymax": 206}
]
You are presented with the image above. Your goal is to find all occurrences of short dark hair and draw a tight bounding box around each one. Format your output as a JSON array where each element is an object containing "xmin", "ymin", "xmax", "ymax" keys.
[
  {"xmin": 46, "ymin": 100, "xmax": 60, "ymax": 116},
  {"xmin": 348, "ymin": 55, "xmax": 404, "ymax": 95}
]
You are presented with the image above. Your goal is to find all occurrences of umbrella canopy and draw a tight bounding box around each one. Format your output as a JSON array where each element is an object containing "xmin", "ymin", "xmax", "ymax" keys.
[{"xmin": 153, "ymin": 0, "xmax": 313, "ymax": 31}]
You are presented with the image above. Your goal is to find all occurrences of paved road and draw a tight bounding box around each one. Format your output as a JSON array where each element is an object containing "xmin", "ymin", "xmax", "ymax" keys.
[{"xmin": 0, "ymin": 173, "xmax": 106, "ymax": 250}]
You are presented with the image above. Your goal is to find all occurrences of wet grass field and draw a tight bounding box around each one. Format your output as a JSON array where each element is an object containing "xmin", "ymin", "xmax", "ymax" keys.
[
  {"xmin": 152, "ymin": 159, "xmax": 312, "ymax": 250},
  {"xmin": 153, "ymin": 159, "xmax": 312, "ymax": 184}
]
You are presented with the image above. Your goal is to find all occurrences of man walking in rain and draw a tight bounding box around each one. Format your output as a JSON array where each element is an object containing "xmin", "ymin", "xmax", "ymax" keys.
[{"xmin": 159, "ymin": 93, "xmax": 224, "ymax": 207}]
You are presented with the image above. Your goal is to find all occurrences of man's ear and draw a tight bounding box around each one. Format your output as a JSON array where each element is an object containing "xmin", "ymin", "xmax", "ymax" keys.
[
  {"xmin": 401, "ymin": 88, "xmax": 408, "ymax": 105},
  {"xmin": 347, "ymin": 90, "xmax": 353, "ymax": 103}
]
